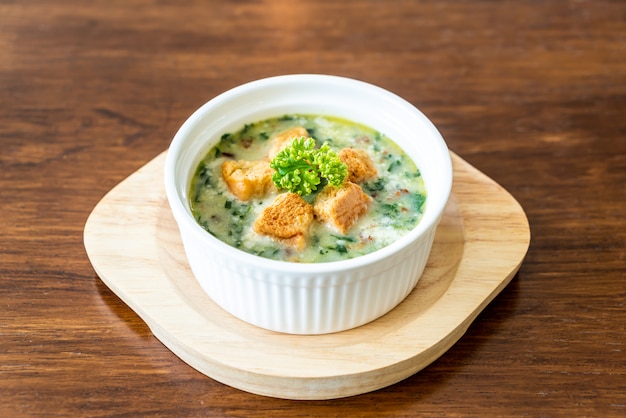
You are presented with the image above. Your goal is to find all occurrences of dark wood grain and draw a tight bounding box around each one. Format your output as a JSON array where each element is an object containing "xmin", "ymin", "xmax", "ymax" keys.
[{"xmin": 1, "ymin": 0, "xmax": 625, "ymax": 416}]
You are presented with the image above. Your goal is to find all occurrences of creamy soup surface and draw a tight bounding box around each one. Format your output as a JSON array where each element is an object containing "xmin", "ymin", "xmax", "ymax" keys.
[{"xmin": 189, "ymin": 114, "xmax": 427, "ymax": 263}]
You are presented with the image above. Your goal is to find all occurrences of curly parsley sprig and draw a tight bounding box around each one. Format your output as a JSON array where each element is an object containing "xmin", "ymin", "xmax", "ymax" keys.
[{"xmin": 270, "ymin": 137, "xmax": 347, "ymax": 196}]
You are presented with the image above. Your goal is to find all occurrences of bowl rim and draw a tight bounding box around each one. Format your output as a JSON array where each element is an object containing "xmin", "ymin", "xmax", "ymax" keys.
[{"xmin": 164, "ymin": 74, "xmax": 453, "ymax": 274}]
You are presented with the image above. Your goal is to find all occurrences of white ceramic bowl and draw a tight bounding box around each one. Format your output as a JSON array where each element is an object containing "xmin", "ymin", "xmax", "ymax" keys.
[{"xmin": 164, "ymin": 74, "xmax": 452, "ymax": 334}]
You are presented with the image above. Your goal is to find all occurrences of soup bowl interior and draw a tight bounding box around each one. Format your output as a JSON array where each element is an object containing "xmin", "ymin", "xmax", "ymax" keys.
[{"xmin": 164, "ymin": 74, "xmax": 452, "ymax": 334}]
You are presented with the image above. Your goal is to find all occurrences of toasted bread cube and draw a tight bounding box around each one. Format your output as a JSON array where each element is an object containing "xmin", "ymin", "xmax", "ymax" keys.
[
  {"xmin": 267, "ymin": 126, "xmax": 309, "ymax": 159},
  {"xmin": 339, "ymin": 148, "xmax": 378, "ymax": 183},
  {"xmin": 314, "ymin": 182, "xmax": 371, "ymax": 234},
  {"xmin": 253, "ymin": 193, "xmax": 314, "ymax": 249},
  {"xmin": 221, "ymin": 159, "xmax": 275, "ymax": 201}
]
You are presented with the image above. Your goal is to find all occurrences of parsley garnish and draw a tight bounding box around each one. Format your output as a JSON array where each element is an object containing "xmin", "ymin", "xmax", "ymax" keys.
[{"xmin": 269, "ymin": 137, "xmax": 347, "ymax": 196}]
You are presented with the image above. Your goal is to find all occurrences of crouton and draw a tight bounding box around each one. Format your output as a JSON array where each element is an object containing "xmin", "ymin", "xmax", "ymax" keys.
[
  {"xmin": 267, "ymin": 126, "xmax": 309, "ymax": 159},
  {"xmin": 253, "ymin": 193, "xmax": 314, "ymax": 249},
  {"xmin": 339, "ymin": 147, "xmax": 378, "ymax": 183},
  {"xmin": 221, "ymin": 159, "xmax": 275, "ymax": 201},
  {"xmin": 314, "ymin": 182, "xmax": 371, "ymax": 234}
]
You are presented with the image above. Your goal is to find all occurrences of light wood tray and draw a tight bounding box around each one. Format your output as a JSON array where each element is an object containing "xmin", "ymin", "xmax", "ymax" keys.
[{"xmin": 83, "ymin": 151, "xmax": 530, "ymax": 400}]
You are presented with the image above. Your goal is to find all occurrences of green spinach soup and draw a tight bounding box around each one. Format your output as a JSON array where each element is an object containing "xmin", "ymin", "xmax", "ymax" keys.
[{"xmin": 189, "ymin": 114, "xmax": 427, "ymax": 263}]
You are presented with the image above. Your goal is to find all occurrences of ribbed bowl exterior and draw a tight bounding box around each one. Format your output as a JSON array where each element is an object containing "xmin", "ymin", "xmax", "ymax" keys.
[{"xmin": 179, "ymin": 222, "xmax": 437, "ymax": 334}]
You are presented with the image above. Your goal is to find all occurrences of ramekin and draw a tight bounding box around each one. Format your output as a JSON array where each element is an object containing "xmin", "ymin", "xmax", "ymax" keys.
[{"xmin": 164, "ymin": 74, "xmax": 452, "ymax": 334}]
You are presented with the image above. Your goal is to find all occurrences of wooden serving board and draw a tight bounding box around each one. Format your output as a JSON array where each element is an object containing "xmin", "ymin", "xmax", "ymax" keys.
[{"xmin": 83, "ymin": 151, "xmax": 530, "ymax": 400}]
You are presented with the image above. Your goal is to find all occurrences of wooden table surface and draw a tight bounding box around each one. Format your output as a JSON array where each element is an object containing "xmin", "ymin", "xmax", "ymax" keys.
[{"xmin": 2, "ymin": 0, "xmax": 625, "ymax": 416}]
